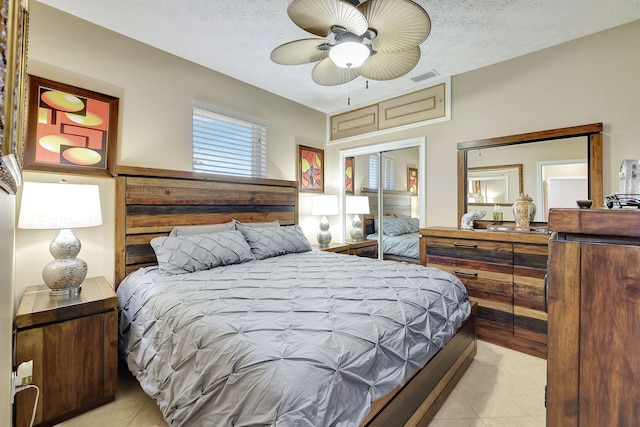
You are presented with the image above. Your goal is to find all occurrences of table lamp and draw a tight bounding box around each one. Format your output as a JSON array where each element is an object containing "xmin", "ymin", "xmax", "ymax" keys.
[
  {"xmin": 18, "ymin": 180, "xmax": 102, "ymax": 296},
  {"xmin": 311, "ymin": 194, "xmax": 339, "ymax": 248},
  {"xmin": 346, "ymin": 195, "xmax": 370, "ymax": 242}
]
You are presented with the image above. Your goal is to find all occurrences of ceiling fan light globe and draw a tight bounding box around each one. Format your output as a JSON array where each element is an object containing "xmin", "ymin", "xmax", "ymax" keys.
[{"xmin": 329, "ymin": 42, "xmax": 369, "ymax": 68}]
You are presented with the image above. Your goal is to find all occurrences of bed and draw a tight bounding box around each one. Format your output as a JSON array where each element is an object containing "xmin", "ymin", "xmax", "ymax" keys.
[
  {"xmin": 115, "ymin": 166, "xmax": 476, "ymax": 427},
  {"xmin": 361, "ymin": 188, "xmax": 421, "ymax": 263}
]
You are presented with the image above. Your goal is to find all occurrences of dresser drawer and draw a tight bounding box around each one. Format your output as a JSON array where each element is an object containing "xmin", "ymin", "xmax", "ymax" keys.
[
  {"xmin": 425, "ymin": 237, "xmax": 512, "ymax": 265},
  {"xmin": 428, "ymin": 262, "xmax": 514, "ymax": 333},
  {"xmin": 430, "ymin": 263, "xmax": 513, "ymax": 303}
]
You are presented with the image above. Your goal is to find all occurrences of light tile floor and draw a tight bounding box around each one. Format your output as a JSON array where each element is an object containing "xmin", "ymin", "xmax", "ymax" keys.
[{"xmin": 56, "ymin": 340, "xmax": 546, "ymax": 427}]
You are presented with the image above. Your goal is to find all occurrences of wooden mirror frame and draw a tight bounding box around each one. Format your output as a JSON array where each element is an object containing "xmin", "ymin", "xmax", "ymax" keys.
[{"xmin": 457, "ymin": 123, "xmax": 603, "ymax": 223}]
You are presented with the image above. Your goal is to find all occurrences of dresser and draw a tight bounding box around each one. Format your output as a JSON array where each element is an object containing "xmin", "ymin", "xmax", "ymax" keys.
[
  {"xmin": 420, "ymin": 227, "xmax": 549, "ymax": 358},
  {"xmin": 547, "ymin": 209, "xmax": 640, "ymax": 427},
  {"xmin": 14, "ymin": 277, "xmax": 118, "ymax": 427}
]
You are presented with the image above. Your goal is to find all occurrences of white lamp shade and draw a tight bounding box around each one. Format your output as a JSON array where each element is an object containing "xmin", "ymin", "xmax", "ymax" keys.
[
  {"xmin": 329, "ymin": 42, "xmax": 370, "ymax": 68},
  {"xmin": 311, "ymin": 194, "xmax": 339, "ymax": 216},
  {"xmin": 346, "ymin": 196, "xmax": 370, "ymax": 215},
  {"xmin": 19, "ymin": 181, "xmax": 103, "ymax": 230}
]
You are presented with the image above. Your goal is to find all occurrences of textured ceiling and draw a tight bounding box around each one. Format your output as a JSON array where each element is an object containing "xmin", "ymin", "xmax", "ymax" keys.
[{"xmin": 37, "ymin": 0, "xmax": 640, "ymax": 114}]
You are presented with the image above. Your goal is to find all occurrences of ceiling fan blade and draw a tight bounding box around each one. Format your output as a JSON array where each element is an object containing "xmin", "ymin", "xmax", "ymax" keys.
[
  {"xmin": 312, "ymin": 58, "xmax": 360, "ymax": 86},
  {"xmin": 359, "ymin": 0, "xmax": 431, "ymax": 53},
  {"xmin": 358, "ymin": 46, "xmax": 421, "ymax": 81},
  {"xmin": 271, "ymin": 39, "xmax": 330, "ymax": 65},
  {"xmin": 288, "ymin": 0, "xmax": 368, "ymax": 37}
]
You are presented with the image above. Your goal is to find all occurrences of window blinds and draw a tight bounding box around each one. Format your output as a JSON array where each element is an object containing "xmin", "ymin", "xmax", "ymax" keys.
[{"xmin": 192, "ymin": 101, "xmax": 267, "ymax": 178}]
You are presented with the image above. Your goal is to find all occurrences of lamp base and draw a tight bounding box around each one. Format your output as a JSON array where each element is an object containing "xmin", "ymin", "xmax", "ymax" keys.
[
  {"xmin": 43, "ymin": 229, "xmax": 87, "ymax": 296},
  {"xmin": 350, "ymin": 214, "xmax": 364, "ymax": 242},
  {"xmin": 317, "ymin": 215, "xmax": 332, "ymax": 248}
]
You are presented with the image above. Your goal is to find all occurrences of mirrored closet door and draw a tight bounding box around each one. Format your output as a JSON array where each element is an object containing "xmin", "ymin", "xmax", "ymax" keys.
[{"xmin": 339, "ymin": 137, "xmax": 425, "ymax": 261}]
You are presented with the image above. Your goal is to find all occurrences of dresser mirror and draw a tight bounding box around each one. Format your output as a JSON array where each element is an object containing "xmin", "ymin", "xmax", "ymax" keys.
[{"xmin": 457, "ymin": 123, "xmax": 603, "ymax": 224}]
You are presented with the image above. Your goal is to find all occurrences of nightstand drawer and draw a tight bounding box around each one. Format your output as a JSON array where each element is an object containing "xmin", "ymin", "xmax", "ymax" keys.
[{"xmin": 349, "ymin": 240, "xmax": 378, "ymax": 258}]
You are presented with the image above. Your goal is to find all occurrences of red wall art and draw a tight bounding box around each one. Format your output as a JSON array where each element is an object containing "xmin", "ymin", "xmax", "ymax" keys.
[
  {"xmin": 345, "ymin": 156, "xmax": 354, "ymax": 195},
  {"xmin": 297, "ymin": 144, "xmax": 324, "ymax": 193}
]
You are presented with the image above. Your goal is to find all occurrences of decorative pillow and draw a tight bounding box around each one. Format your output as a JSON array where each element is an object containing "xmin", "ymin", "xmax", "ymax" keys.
[
  {"xmin": 373, "ymin": 215, "xmax": 396, "ymax": 233},
  {"xmin": 233, "ymin": 219, "xmax": 280, "ymax": 229},
  {"xmin": 375, "ymin": 215, "xmax": 419, "ymax": 236},
  {"xmin": 168, "ymin": 220, "xmax": 236, "ymax": 237},
  {"xmin": 238, "ymin": 224, "xmax": 311, "ymax": 260},
  {"xmin": 150, "ymin": 230, "xmax": 254, "ymax": 275},
  {"xmin": 395, "ymin": 214, "xmax": 420, "ymax": 233}
]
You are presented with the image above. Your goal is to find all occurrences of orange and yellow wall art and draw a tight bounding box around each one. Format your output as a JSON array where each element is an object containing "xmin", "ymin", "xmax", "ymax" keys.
[{"xmin": 24, "ymin": 76, "xmax": 119, "ymax": 176}]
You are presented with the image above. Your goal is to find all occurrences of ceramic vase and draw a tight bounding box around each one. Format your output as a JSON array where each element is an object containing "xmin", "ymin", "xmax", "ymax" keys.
[{"xmin": 513, "ymin": 194, "xmax": 535, "ymax": 227}]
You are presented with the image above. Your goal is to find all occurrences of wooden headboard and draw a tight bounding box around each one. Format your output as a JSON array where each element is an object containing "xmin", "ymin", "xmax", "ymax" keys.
[
  {"xmin": 114, "ymin": 166, "xmax": 298, "ymax": 286},
  {"xmin": 360, "ymin": 188, "xmax": 414, "ymax": 235}
]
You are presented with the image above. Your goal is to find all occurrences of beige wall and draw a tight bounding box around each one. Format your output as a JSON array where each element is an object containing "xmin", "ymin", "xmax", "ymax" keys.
[
  {"xmin": 0, "ymin": 192, "xmax": 15, "ymax": 425},
  {"xmin": 15, "ymin": 2, "xmax": 326, "ymax": 300},
  {"xmin": 325, "ymin": 19, "xmax": 640, "ymax": 227}
]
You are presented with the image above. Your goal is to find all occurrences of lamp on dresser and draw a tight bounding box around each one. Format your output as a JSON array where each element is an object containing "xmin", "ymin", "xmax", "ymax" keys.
[
  {"xmin": 311, "ymin": 194, "xmax": 339, "ymax": 248},
  {"xmin": 346, "ymin": 195, "xmax": 370, "ymax": 242},
  {"xmin": 18, "ymin": 180, "xmax": 102, "ymax": 296}
]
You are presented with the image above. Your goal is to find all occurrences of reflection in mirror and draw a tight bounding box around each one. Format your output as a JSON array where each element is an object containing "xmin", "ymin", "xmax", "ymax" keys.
[
  {"xmin": 468, "ymin": 137, "xmax": 587, "ymax": 221},
  {"xmin": 457, "ymin": 123, "xmax": 603, "ymax": 225},
  {"xmin": 340, "ymin": 139, "xmax": 424, "ymax": 263},
  {"xmin": 467, "ymin": 164, "xmax": 522, "ymax": 205}
]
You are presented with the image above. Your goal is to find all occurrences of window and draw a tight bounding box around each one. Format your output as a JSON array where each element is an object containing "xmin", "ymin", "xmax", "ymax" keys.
[
  {"xmin": 369, "ymin": 154, "xmax": 396, "ymax": 190},
  {"xmin": 192, "ymin": 101, "xmax": 267, "ymax": 178}
]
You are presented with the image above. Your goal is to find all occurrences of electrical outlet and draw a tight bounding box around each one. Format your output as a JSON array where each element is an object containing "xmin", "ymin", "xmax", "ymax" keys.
[
  {"xmin": 17, "ymin": 360, "xmax": 33, "ymax": 385},
  {"xmin": 11, "ymin": 360, "xmax": 34, "ymax": 404}
]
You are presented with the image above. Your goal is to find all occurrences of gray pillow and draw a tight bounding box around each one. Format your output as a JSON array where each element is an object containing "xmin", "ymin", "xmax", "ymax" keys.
[
  {"xmin": 377, "ymin": 215, "xmax": 418, "ymax": 236},
  {"xmin": 150, "ymin": 230, "xmax": 254, "ymax": 275},
  {"xmin": 374, "ymin": 215, "xmax": 396, "ymax": 234},
  {"xmin": 169, "ymin": 220, "xmax": 236, "ymax": 236},
  {"xmin": 238, "ymin": 224, "xmax": 311, "ymax": 260},
  {"xmin": 395, "ymin": 215, "xmax": 419, "ymax": 233}
]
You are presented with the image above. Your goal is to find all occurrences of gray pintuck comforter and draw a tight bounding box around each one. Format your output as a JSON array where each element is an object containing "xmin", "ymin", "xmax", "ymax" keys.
[{"xmin": 118, "ymin": 251, "xmax": 471, "ymax": 426}]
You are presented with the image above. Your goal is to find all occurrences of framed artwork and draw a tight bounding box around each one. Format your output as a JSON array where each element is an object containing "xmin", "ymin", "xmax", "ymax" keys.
[
  {"xmin": 0, "ymin": 0, "xmax": 30, "ymax": 194},
  {"xmin": 344, "ymin": 156, "xmax": 354, "ymax": 195},
  {"xmin": 23, "ymin": 75, "xmax": 119, "ymax": 176},
  {"xmin": 297, "ymin": 145, "xmax": 324, "ymax": 193},
  {"xmin": 408, "ymin": 167, "xmax": 418, "ymax": 195}
]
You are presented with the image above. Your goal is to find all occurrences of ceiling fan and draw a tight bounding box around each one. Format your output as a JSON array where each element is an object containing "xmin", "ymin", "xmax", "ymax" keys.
[{"xmin": 271, "ymin": 0, "xmax": 431, "ymax": 86}]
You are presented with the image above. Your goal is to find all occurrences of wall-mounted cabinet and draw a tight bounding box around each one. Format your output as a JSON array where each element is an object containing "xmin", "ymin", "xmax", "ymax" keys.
[{"xmin": 330, "ymin": 81, "xmax": 448, "ymax": 141}]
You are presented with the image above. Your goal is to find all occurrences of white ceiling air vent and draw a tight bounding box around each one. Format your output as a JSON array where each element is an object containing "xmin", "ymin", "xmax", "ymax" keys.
[{"xmin": 411, "ymin": 69, "xmax": 439, "ymax": 83}]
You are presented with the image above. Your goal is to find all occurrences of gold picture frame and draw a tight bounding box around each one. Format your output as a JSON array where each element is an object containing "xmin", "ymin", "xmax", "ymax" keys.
[{"xmin": 0, "ymin": 0, "xmax": 30, "ymax": 194}]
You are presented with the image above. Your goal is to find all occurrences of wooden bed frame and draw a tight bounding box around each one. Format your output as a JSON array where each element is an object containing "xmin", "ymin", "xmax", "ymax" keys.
[
  {"xmin": 114, "ymin": 166, "xmax": 476, "ymax": 427},
  {"xmin": 361, "ymin": 187, "xmax": 420, "ymax": 264}
]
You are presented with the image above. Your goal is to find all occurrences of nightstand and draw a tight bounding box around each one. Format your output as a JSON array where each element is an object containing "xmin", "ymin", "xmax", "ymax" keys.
[
  {"xmin": 313, "ymin": 242, "xmax": 351, "ymax": 254},
  {"xmin": 313, "ymin": 240, "xmax": 378, "ymax": 258},
  {"xmin": 14, "ymin": 276, "xmax": 118, "ymax": 427},
  {"xmin": 347, "ymin": 240, "xmax": 378, "ymax": 258}
]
